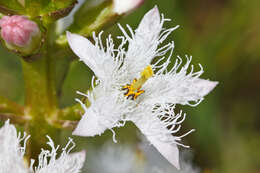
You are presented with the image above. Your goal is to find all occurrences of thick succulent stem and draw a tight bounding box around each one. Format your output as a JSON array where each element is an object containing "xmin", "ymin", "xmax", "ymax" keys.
[
  {"xmin": 21, "ymin": 48, "xmax": 60, "ymax": 161},
  {"xmin": 26, "ymin": 120, "xmax": 61, "ymax": 162},
  {"xmin": 22, "ymin": 54, "xmax": 57, "ymax": 113}
]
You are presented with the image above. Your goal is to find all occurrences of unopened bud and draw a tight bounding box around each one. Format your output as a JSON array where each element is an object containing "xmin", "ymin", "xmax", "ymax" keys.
[
  {"xmin": 0, "ymin": 15, "xmax": 41, "ymax": 56},
  {"xmin": 113, "ymin": 0, "xmax": 144, "ymax": 14}
]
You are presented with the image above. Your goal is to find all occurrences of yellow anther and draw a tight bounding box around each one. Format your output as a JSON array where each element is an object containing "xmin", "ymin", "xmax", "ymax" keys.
[{"xmin": 122, "ymin": 66, "xmax": 154, "ymax": 100}]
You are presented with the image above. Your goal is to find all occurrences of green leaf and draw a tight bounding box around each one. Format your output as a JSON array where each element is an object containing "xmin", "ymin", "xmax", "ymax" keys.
[{"xmin": 0, "ymin": 0, "xmax": 26, "ymax": 15}]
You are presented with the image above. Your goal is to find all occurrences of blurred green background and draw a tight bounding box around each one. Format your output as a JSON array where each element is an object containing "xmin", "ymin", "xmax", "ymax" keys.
[{"xmin": 0, "ymin": 0, "xmax": 260, "ymax": 172}]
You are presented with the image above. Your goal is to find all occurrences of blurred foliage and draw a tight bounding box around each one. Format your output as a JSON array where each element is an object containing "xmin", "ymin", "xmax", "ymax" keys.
[
  {"xmin": 0, "ymin": 0, "xmax": 76, "ymax": 18},
  {"xmin": 68, "ymin": 0, "xmax": 116, "ymax": 36},
  {"xmin": 0, "ymin": 0, "xmax": 260, "ymax": 172}
]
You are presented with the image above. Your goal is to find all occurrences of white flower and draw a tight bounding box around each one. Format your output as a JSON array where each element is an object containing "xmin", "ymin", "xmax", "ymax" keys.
[
  {"xmin": 67, "ymin": 6, "xmax": 217, "ymax": 169},
  {"xmin": 0, "ymin": 120, "xmax": 86, "ymax": 173}
]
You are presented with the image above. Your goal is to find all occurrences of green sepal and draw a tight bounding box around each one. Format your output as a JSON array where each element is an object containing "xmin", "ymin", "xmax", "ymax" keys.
[{"xmin": 1, "ymin": 32, "xmax": 42, "ymax": 57}]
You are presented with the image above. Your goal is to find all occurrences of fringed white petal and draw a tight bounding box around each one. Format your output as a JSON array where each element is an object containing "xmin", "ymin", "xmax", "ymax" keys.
[
  {"xmin": 67, "ymin": 32, "xmax": 115, "ymax": 81},
  {"xmin": 120, "ymin": 6, "xmax": 178, "ymax": 79},
  {"xmin": 146, "ymin": 135, "xmax": 180, "ymax": 169},
  {"xmin": 130, "ymin": 105, "xmax": 191, "ymax": 169},
  {"xmin": 72, "ymin": 108, "xmax": 108, "ymax": 137},
  {"xmin": 120, "ymin": 6, "xmax": 161, "ymax": 79},
  {"xmin": 67, "ymin": 32, "xmax": 127, "ymax": 88},
  {"xmin": 132, "ymin": 114, "xmax": 180, "ymax": 169},
  {"xmin": 33, "ymin": 136, "xmax": 85, "ymax": 173},
  {"xmin": 67, "ymin": 32, "xmax": 103, "ymax": 76},
  {"xmin": 191, "ymin": 78, "xmax": 218, "ymax": 97},
  {"xmin": 0, "ymin": 120, "xmax": 29, "ymax": 173},
  {"xmin": 143, "ymin": 56, "xmax": 218, "ymax": 106},
  {"xmin": 136, "ymin": 6, "xmax": 161, "ymax": 34},
  {"xmin": 73, "ymin": 90, "xmax": 134, "ymax": 138}
]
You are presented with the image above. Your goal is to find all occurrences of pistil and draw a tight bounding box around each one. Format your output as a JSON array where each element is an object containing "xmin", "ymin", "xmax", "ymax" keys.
[{"xmin": 122, "ymin": 65, "xmax": 153, "ymax": 100}]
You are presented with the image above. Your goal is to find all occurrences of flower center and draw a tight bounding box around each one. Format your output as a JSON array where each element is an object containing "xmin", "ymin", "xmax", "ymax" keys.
[{"xmin": 122, "ymin": 65, "xmax": 153, "ymax": 100}]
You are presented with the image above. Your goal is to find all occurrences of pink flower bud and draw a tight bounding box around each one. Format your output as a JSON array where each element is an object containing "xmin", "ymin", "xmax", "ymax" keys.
[
  {"xmin": 0, "ymin": 15, "xmax": 40, "ymax": 46},
  {"xmin": 0, "ymin": 15, "xmax": 41, "ymax": 55}
]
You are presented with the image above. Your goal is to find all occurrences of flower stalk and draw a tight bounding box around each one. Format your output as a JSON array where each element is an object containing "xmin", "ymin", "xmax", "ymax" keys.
[{"xmin": 21, "ymin": 54, "xmax": 57, "ymax": 161}]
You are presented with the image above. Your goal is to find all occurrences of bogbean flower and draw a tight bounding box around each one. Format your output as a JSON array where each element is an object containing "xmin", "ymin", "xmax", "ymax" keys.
[
  {"xmin": 0, "ymin": 120, "xmax": 85, "ymax": 173},
  {"xmin": 67, "ymin": 6, "xmax": 217, "ymax": 169}
]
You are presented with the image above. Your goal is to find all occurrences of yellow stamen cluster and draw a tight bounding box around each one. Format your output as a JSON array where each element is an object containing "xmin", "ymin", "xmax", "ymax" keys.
[{"xmin": 122, "ymin": 65, "xmax": 153, "ymax": 100}]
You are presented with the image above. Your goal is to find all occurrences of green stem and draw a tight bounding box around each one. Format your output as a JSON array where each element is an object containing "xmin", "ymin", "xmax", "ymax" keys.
[
  {"xmin": 26, "ymin": 120, "xmax": 61, "ymax": 161},
  {"xmin": 21, "ymin": 49, "xmax": 60, "ymax": 161},
  {"xmin": 55, "ymin": 52, "xmax": 74, "ymax": 98},
  {"xmin": 22, "ymin": 55, "xmax": 57, "ymax": 114}
]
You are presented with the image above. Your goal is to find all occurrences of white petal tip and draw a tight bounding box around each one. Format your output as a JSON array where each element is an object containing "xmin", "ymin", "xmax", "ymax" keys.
[
  {"xmin": 152, "ymin": 5, "xmax": 159, "ymax": 13},
  {"xmin": 72, "ymin": 128, "xmax": 83, "ymax": 136},
  {"xmin": 136, "ymin": 5, "xmax": 161, "ymax": 34},
  {"xmin": 205, "ymin": 80, "xmax": 218, "ymax": 94},
  {"xmin": 72, "ymin": 113, "xmax": 107, "ymax": 137},
  {"xmin": 72, "ymin": 126, "xmax": 96, "ymax": 137},
  {"xmin": 195, "ymin": 79, "xmax": 218, "ymax": 96},
  {"xmin": 212, "ymin": 81, "xmax": 219, "ymax": 87},
  {"xmin": 147, "ymin": 136, "xmax": 180, "ymax": 169},
  {"xmin": 147, "ymin": 5, "xmax": 160, "ymax": 17}
]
